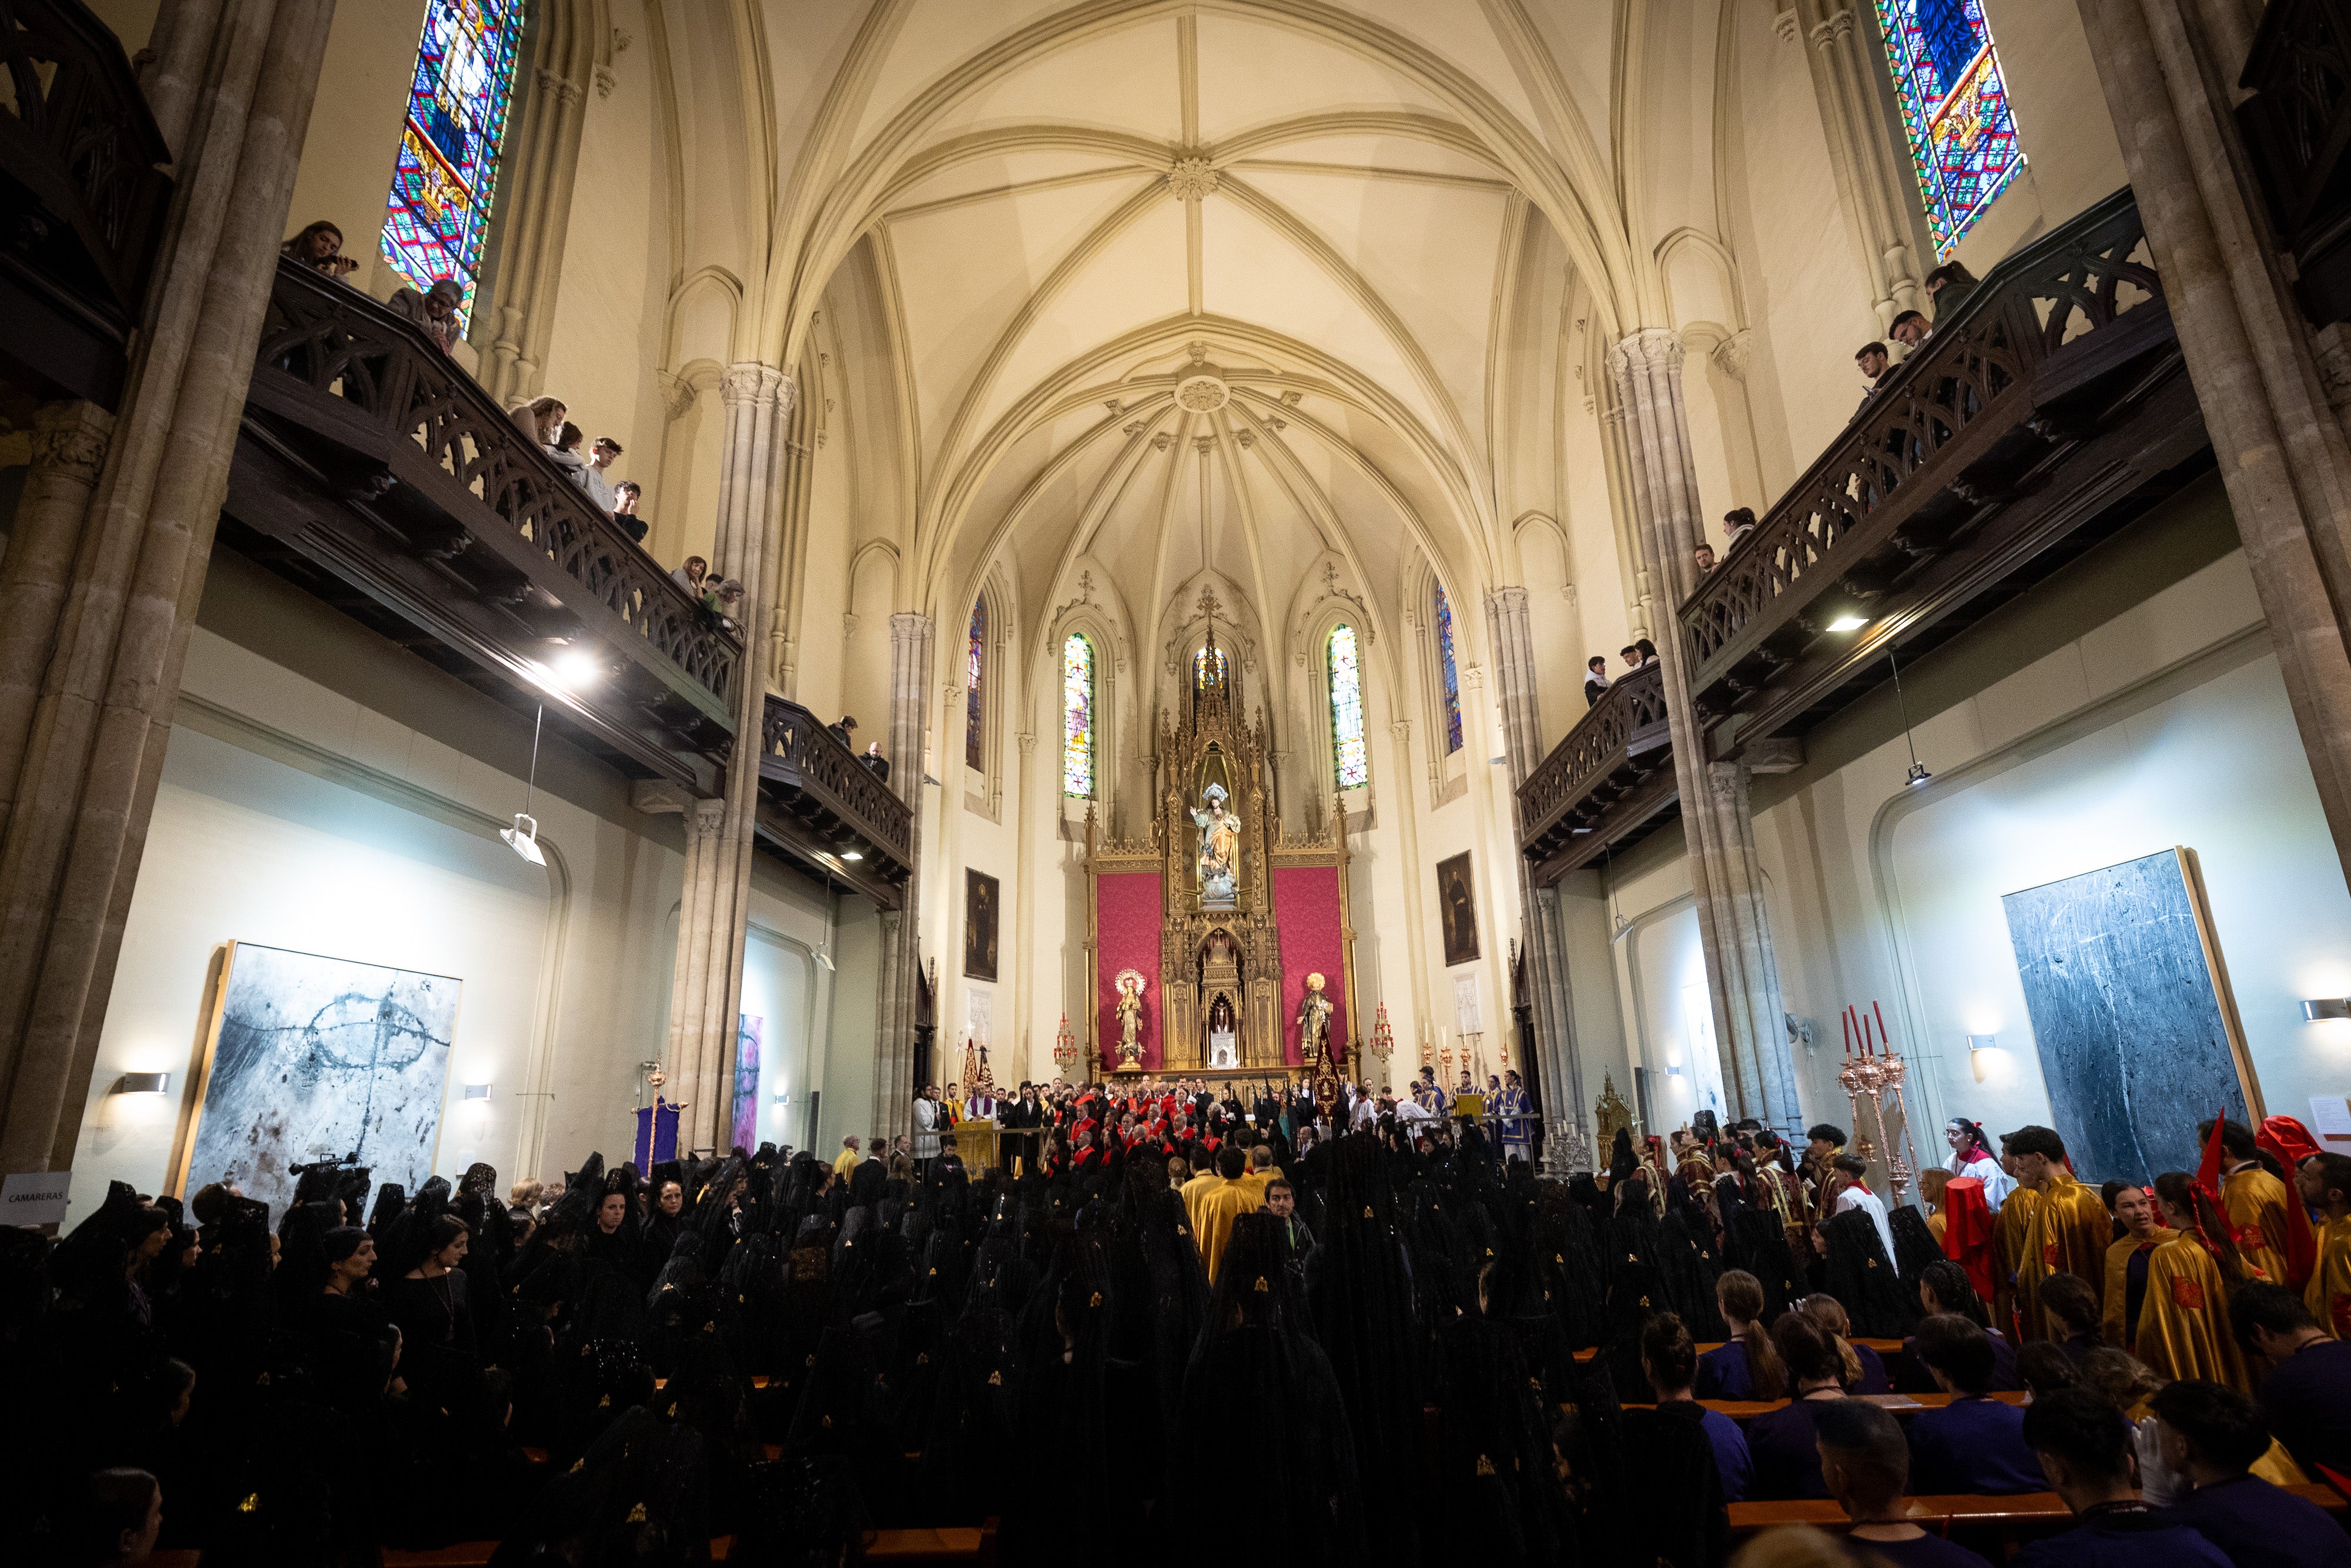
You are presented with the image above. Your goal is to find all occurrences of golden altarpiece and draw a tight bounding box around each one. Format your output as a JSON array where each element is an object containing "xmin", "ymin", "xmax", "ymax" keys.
[{"xmin": 1082, "ymin": 615, "xmax": 1359, "ymax": 1083}]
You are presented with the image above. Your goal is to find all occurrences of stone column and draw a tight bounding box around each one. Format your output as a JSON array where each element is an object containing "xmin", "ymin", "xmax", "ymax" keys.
[
  {"xmin": 2075, "ymin": 0, "xmax": 2351, "ymax": 887},
  {"xmin": 662, "ymin": 363, "xmax": 791, "ymax": 1154},
  {"xmin": 1608, "ymin": 327, "xmax": 1801, "ymax": 1128},
  {"xmin": 1485, "ymin": 585, "xmax": 1581, "ymax": 1152},
  {"xmin": 0, "ymin": 0, "xmax": 337, "ymax": 1174},
  {"xmin": 1776, "ymin": 0, "xmax": 1932, "ymax": 331},
  {"xmin": 0, "ymin": 404, "xmax": 114, "ymax": 822},
  {"xmin": 873, "ymin": 612, "xmax": 933, "ymax": 1141}
]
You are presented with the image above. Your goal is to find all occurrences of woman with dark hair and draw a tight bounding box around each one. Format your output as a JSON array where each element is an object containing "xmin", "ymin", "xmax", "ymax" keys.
[
  {"xmin": 1743, "ymin": 1311, "xmax": 1850, "ymax": 1499},
  {"xmin": 388, "ymin": 1214, "xmax": 477, "ymax": 1385},
  {"xmin": 1944, "ymin": 1116, "xmax": 2013, "ymax": 1209},
  {"xmin": 1894, "ymin": 1257, "xmax": 2022, "ymax": 1392},
  {"xmin": 2140, "ymin": 1172, "xmax": 2251, "ymax": 1389},
  {"xmin": 280, "ymin": 219, "xmax": 354, "ymax": 279}
]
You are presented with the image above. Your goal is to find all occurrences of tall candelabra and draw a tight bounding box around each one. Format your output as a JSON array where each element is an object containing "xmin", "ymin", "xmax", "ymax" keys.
[
  {"xmin": 1369, "ymin": 1003, "xmax": 1395, "ymax": 1081},
  {"xmin": 1837, "ymin": 999, "xmax": 1921, "ymax": 1206},
  {"xmin": 1051, "ymin": 1013, "xmax": 1079, "ymax": 1076}
]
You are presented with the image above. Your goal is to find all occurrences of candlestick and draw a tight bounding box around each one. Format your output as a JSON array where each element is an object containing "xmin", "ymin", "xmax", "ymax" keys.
[
  {"xmin": 1873, "ymin": 999, "xmax": 1890, "ymax": 1051},
  {"xmin": 1843, "ymin": 1009, "xmax": 1853, "ymax": 1058}
]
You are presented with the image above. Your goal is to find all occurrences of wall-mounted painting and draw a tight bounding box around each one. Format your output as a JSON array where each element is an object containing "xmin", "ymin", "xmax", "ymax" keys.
[
  {"xmin": 730, "ymin": 1014, "xmax": 762, "ymax": 1156},
  {"xmin": 2001, "ymin": 847, "xmax": 2263, "ymax": 1184},
  {"xmin": 1437, "ymin": 852, "xmax": 1479, "ymax": 967},
  {"xmin": 176, "ymin": 942, "xmax": 460, "ymax": 1220},
  {"xmin": 964, "ymin": 869, "xmax": 999, "ymax": 981}
]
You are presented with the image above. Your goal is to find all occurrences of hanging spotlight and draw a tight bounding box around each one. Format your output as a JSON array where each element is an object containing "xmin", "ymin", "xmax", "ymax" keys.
[
  {"xmin": 1827, "ymin": 614, "xmax": 1870, "ymax": 632},
  {"xmin": 504, "ymin": 702, "xmax": 550, "ymax": 865},
  {"xmin": 1888, "ymin": 645, "xmax": 1930, "ymax": 787}
]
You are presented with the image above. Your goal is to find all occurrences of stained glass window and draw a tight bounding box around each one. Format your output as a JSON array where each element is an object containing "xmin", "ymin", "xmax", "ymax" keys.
[
  {"xmin": 1328, "ymin": 625, "xmax": 1368, "ymax": 790},
  {"xmin": 1875, "ymin": 0, "xmax": 2024, "ymax": 256},
  {"xmin": 965, "ymin": 600, "xmax": 986, "ymax": 772},
  {"xmin": 1433, "ymin": 584, "xmax": 1463, "ymax": 755},
  {"xmin": 1062, "ymin": 634, "xmax": 1094, "ymax": 798},
  {"xmin": 1194, "ymin": 645, "xmax": 1227, "ymax": 693},
  {"xmin": 381, "ymin": 0, "xmax": 525, "ymax": 331}
]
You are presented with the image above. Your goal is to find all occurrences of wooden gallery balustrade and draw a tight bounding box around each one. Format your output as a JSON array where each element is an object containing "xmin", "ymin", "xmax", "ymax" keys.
[
  {"xmin": 225, "ymin": 259, "xmax": 915, "ymax": 893},
  {"xmin": 1520, "ymin": 190, "xmax": 2206, "ymax": 883},
  {"xmin": 0, "ymin": 0, "xmax": 173, "ymax": 407}
]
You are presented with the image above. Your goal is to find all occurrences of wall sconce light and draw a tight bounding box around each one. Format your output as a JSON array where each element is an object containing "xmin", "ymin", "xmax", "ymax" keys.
[
  {"xmin": 2302, "ymin": 999, "xmax": 2351, "ymax": 1021},
  {"xmin": 112, "ymin": 1071, "xmax": 169, "ymax": 1095},
  {"xmin": 773, "ymin": 1084, "xmax": 789, "ymax": 1104},
  {"xmin": 463, "ymin": 1083, "xmax": 493, "ymax": 1100},
  {"xmin": 1967, "ymin": 1034, "xmax": 1999, "ymax": 1083}
]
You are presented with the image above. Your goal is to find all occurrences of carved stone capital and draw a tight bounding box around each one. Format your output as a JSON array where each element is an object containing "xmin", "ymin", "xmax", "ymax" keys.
[
  {"xmin": 842, "ymin": 612, "xmax": 860, "ymax": 639},
  {"xmin": 1810, "ymin": 9, "xmax": 1857, "ymax": 51},
  {"xmin": 720, "ymin": 361, "xmax": 788, "ymax": 411},
  {"xmin": 1711, "ymin": 328, "xmax": 1755, "ymax": 383},
  {"xmin": 631, "ymin": 780, "xmax": 694, "ymax": 816},
  {"xmin": 1017, "ymin": 732, "xmax": 1037, "ymax": 754},
  {"xmin": 29, "ymin": 401, "xmax": 115, "ymax": 483},
  {"xmin": 656, "ymin": 368, "xmax": 698, "ymax": 423},
  {"xmin": 889, "ymin": 611, "xmax": 933, "ymax": 644},
  {"xmin": 687, "ymin": 796, "xmax": 728, "ymax": 838},
  {"xmin": 594, "ymin": 64, "xmax": 616, "ymax": 98},
  {"xmin": 1607, "ymin": 326, "xmax": 1686, "ymax": 378},
  {"xmin": 534, "ymin": 66, "xmax": 585, "ymax": 108},
  {"xmin": 1773, "ymin": 6, "xmax": 1800, "ymax": 43},
  {"xmin": 1486, "ymin": 584, "xmax": 1530, "ymax": 619}
]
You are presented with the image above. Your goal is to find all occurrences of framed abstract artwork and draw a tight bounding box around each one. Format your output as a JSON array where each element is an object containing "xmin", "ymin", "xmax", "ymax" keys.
[
  {"xmin": 2001, "ymin": 847, "xmax": 2263, "ymax": 1184},
  {"xmin": 175, "ymin": 942, "xmax": 461, "ymax": 1219}
]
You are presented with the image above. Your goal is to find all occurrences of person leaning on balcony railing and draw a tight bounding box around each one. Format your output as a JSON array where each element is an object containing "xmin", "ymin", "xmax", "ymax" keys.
[
  {"xmin": 282, "ymin": 219, "xmax": 357, "ymax": 280},
  {"xmin": 582, "ymin": 436, "xmax": 622, "ymax": 512},
  {"xmin": 1723, "ymin": 507, "xmax": 1756, "ymax": 548},
  {"xmin": 508, "ymin": 396, "xmax": 565, "ymax": 448},
  {"xmin": 1694, "ymin": 544, "xmax": 1717, "ymax": 577},
  {"xmin": 1891, "ymin": 309, "xmax": 1931, "ymax": 352},
  {"xmin": 1854, "ymin": 340, "xmax": 1894, "ymax": 413},
  {"xmin": 862, "ymin": 742, "xmax": 890, "ymax": 782},
  {"xmin": 1925, "ymin": 260, "xmax": 1980, "ymax": 321},
  {"xmin": 1584, "ymin": 655, "xmax": 1611, "ymax": 708},
  {"xmin": 611, "ymin": 480, "xmax": 648, "ymax": 544},
  {"xmin": 549, "ymin": 422, "xmax": 591, "ymax": 487},
  {"xmin": 389, "ymin": 278, "xmax": 463, "ymax": 354}
]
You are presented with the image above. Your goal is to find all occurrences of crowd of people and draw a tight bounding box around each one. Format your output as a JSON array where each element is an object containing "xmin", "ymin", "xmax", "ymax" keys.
[{"xmin": 12, "ymin": 1077, "xmax": 2350, "ymax": 1566}]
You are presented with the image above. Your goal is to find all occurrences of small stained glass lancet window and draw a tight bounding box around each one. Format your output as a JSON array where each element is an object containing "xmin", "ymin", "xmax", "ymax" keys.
[
  {"xmin": 966, "ymin": 600, "xmax": 986, "ymax": 772},
  {"xmin": 1874, "ymin": 0, "xmax": 2024, "ymax": 256},
  {"xmin": 1194, "ymin": 645, "xmax": 1227, "ymax": 693},
  {"xmin": 1328, "ymin": 625, "xmax": 1368, "ymax": 791},
  {"xmin": 381, "ymin": 0, "xmax": 526, "ymax": 331},
  {"xmin": 1433, "ymin": 584, "xmax": 1463, "ymax": 755},
  {"xmin": 1062, "ymin": 634, "xmax": 1094, "ymax": 798}
]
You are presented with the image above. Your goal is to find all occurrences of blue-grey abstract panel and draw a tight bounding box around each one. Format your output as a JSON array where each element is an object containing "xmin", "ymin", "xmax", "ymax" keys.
[
  {"xmin": 2001, "ymin": 849, "xmax": 2248, "ymax": 1184},
  {"xmin": 185, "ymin": 943, "xmax": 459, "ymax": 1220}
]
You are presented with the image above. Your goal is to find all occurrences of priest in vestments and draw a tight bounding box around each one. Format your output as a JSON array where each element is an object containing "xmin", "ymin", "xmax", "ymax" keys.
[
  {"xmin": 2201, "ymin": 1117, "xmax": 2292, "ymax": 1287},
  {"xmin": 1193, "ymin": 1145, "xmax": 1263, "ymax": 1285},
  {"xmin": 2300, "ymin": 1151, "xmax": 2351, "ymax": 1338},
  {"xmin": 2100, "ymin": 1182, "xmax": 2173, "ymax": 1349},
  {"xmin": 2141, "ymin": 1175, "xmax": 2250, "ymax": 1391},
  {"xmin": 2004, "ymin": 1125, "xmax": 2109, "ymax": 1341},
  {"xmin": 1993, "ymin": 1161, "xmax": 2039, "ymax": 1341}
]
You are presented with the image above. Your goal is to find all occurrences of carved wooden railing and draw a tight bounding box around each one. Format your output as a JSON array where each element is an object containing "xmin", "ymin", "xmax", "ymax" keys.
[
  {"xmin": 0, "ymin": 0, "xmax": 172, "ymax": 380},
  {"xmin": 250, "ymin": 258, "xmax": 739, "ymax": 719},
  {"xmin": 1516, "ymin": 661, "xmax": 1671, "ymax": 866},
  {"xmin": 2240, "ymin": 0, "xmax": 2351, "ymax": 324},
  {"xmin": 1678, "ymin": 189, "xmax": 2165, "ymax": 703},
  {"xmin": 758, "ymin": 696, "xmax": 913, "ymax": 875}
]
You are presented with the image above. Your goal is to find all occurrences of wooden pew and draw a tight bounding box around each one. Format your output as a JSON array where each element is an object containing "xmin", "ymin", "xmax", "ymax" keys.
[
  {"xmin": 369, "ymin": 1521, "xmax": 1001, "ymax": 1567},
  {"xmin": 1729, "ymin": 1484, "xmax": 2344, "ymax": 1539},
  {"xmin": 1572, "ymin": 1337, "xmax": 1905, "ymax": 1365}
]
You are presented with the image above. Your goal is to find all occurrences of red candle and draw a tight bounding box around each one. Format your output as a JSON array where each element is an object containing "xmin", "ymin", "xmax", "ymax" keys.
[
  {"xmin": 1873, "ymin": 1000, "xmax": 1890, "ymax": 1056},
  {"xmin": 1843, "ymin": 1009, "xmax": 1853, "ymax": 1057}
]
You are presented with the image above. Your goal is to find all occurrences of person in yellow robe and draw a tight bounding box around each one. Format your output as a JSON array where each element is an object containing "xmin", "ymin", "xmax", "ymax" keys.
[
  {"xmin": 2100, "ymin": 1182, "xmax": 2173, "ymax": 1348},
  {"xmin": 1193, "ymin": 1145, "xmax": 1263, "ymax": 1285},
  {"xmin": 2139, "ymin": 1172, "xmax": 2250, "ymax": 1392},
  {"xmin": 2299, "ymin": 1150, "xmax": 2351, "ymax": 1337},
  {"xmin": 1179, "ymin": 1148, "xmax": 1222, "ymax": 1237},
  {"xmin": 2004, "ymin": 1125, "xmax": 2110, "ymax": 1340},
  {"xmin": 1235, "ymin": 1143, "xmax": 1283, "ymax": 1204},
  {"xmin": 2199, "ymin": 1117, "xmax": 2290, "ymax": 1287},
  {"xmin": 1995, "ymin": 1166, "xmax": 2040, "ymax": 1341}
]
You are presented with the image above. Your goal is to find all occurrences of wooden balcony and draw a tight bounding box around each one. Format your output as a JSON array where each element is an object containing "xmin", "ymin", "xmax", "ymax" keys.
[
  {"xmin": 1516, "ymin": 662, "xmax": 1677, "ymax": 885},
  {"xmin": 0, "ymin": 0, "xmax": 172, "ymax": 407},
  {"xmin": 2240, "ymin": 0, "xmax": 2351, "ymax": 327},
  {"xmin": 225, "ymin": 259, "xmax": 740, "ymax": 793},
  {"xmin": 1677, "ymin": 190, "xmax": 2206, "ymax": 758},
  {"xmin": 753, "ymin": 697, "xmax": 913, "ymax": 907}
]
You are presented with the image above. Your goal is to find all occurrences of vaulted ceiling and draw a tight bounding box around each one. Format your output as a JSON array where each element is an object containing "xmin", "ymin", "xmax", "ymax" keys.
[{"xmin": 789, "ymin": 2, "xmax": 1635, "ymax": 677}]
